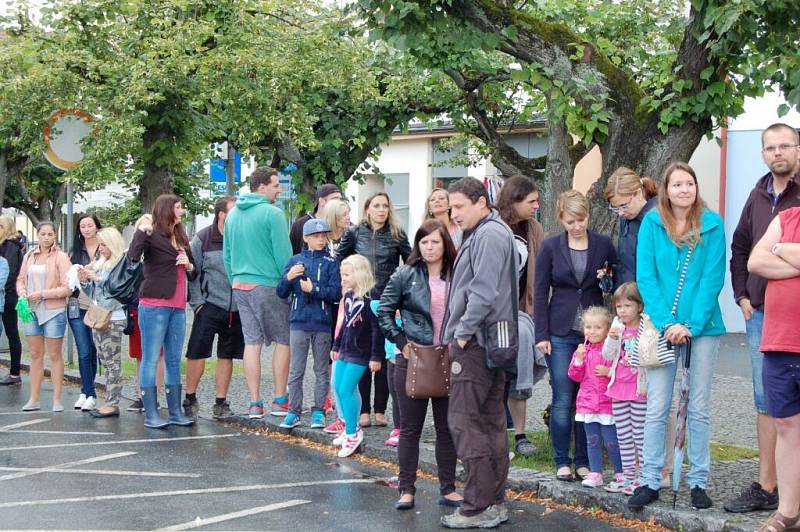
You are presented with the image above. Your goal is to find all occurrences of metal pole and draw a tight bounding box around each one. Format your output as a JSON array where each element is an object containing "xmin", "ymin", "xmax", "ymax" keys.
[
  {"xmin": 226, "ymin": 143, "xmax": 236, "ymax": 196},
  {"xmin": 65, "ymin": 182, "xmax": 74, "ymax": 366}
]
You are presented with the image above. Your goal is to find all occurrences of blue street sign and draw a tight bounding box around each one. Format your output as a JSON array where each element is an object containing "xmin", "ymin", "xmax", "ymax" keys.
[{"xmin": 210, "ymin": 151, "xmax": 241, "ymax": 183}]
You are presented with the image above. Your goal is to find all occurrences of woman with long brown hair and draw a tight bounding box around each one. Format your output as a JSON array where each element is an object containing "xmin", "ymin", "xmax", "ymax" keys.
[
  {"xmin": 16, "ymin": 222, "xmax": 72, "ymax": 411},
  {"xmin": 377, "ymin": 219, "xmax": 462, "ymax": 510},
  {"xmin": 495, "ymin": 175, "xmax": 545, "ymax": 457},
  {"xmin": 337, "ymin": 191, "xmax": 411, "ymax": 429},
  {"xmin": 628, "ymin": 162, "xmax": 726, "ymax": 510},
  {"xmin": 604, "ymin": 167, "xmax": 658, "ymax": 284},
  {"xmin": 128, "ymin": 194, "xmax": 197, "ymax": 428}
]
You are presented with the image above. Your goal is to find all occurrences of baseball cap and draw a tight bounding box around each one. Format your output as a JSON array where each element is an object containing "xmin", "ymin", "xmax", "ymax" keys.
[
  {"xmin": 315, "ymin": 184, "xmax": 341, "ymax": 201},
  {"xmin": 303, "ymin": 218, "xmax": 331, "ymax": 236}
]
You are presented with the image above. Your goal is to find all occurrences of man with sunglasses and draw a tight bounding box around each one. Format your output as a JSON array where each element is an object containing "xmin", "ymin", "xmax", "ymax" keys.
[{"xmin": 727, "ymin": 122, "xmax": 800, "ymax": 514}]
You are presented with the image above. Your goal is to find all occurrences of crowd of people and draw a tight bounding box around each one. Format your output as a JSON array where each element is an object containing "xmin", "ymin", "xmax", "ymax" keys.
[{"xmin": 1, "ymin": 124, "xmax": 799, "ymax": 531}]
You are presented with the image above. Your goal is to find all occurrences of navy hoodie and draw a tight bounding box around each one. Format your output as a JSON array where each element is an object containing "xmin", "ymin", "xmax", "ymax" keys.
[
  {"xmin": 276, "ymin": 249, "xmax": 341, "ymax": 332},
  {"xmin": 333, "ymin": 290, "xmax": 384, "ymax": 365}
]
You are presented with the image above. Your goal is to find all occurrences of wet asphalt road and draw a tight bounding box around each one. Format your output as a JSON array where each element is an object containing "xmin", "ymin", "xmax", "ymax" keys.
[{"xmin": 0, "ymin": 382, "xmax": 626, "ymax": 531}]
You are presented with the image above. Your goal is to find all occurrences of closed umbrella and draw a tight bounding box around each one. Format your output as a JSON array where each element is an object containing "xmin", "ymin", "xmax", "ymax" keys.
[{"xmin": 671, "ymin": 338, "xmax": 692, "ymax": 508}]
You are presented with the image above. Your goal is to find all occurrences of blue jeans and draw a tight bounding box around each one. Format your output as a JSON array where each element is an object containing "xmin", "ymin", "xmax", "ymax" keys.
[
  {"xmin": 745, "ymin": 309, "xmax": 767, "ymax": 414},
  {"xmin": 333, "ymin": 360, "xmax": 368, "ymax": 435},
  {"xmin": 24, "ymin": 311, "xmax": 67, "ymax": 338},
  {"xmin": 138, "ymin": 305, "xmax": 186, "ymax": 388},
  {"xmin": 585, "ymin": 422, "xmax": 622, "ymax": 474},
  {"xmin": 69, "ymin": 310, "xmax": 98, "ymax": 398},
  {"xmin": 640, "ymin": 335, "xmax": 720, "ymax": 490},
  {"xmin": 548, "ymin": 331, "xmax": 588, "ymax": 469}
]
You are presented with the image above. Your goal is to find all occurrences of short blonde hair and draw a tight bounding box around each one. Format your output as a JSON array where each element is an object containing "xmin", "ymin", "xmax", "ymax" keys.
[
  {"xmin": 340, "ymin": 254, "xmax": 374, "ymax": 299},
  {"xmin": 321, "ymin": 198, "xmax": 350, "ymax": 238},
  {"xmin": 581, "ymin": 306, "xmax": 611, "ymax": 328},
  {"xmin": 0, "ymin": 216, "xmax": 17, "ymax": 245},
  {"xmin": 557, "ymin": 189, "xmax": 589, "ymax": 220},
  {"xmin": 94, "ymin": 227, "xmax": 126, "ymax": 271}
]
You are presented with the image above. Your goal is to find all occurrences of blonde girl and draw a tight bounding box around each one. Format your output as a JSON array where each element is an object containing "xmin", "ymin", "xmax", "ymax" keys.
[
  {"xmin": 602, "ymin": 282, "xmax": 647, "ymax": 494},
  {"xmin": 79, "ymin": 227, "xmax": 127, "ymax": 417},
  {"xmin": 331, "ymin": 255, "xmax": 384, "ymax": 457}
]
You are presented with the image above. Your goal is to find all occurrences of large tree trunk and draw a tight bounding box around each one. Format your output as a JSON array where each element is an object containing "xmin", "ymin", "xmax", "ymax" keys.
[
  {"xmin": 539, "ymin": 110, "xmax": 576, "ymax": 235},
  {"xmin": 139, "ymin": 125, "xmax": 174, "ymax": 214}
]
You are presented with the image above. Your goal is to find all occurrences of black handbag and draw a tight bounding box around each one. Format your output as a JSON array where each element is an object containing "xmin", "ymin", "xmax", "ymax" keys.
[{"xmin": 107, "ymin": 255, "xmax": 143, "ymax": 305}]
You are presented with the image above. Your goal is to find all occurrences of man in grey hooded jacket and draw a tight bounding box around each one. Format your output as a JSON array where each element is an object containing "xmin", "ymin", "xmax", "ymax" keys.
[{"xmin": 441, "ymin": 177, "xmax": 518, "ymax": 529}]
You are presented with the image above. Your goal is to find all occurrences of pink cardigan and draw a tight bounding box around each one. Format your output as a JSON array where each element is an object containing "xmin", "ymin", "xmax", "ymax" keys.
[
  {"xmin": 568, "ymin": 341, "xmax": 614, "ymax": 415},
  {"xmin": 16, "ymin": 245, "xmax": 72, "ymax": 310}
]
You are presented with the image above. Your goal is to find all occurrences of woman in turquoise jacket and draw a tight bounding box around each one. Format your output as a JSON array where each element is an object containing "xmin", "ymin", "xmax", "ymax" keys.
[{"xmin": 628, "ymin": 162, "xmax": 726, "ymax": 511}]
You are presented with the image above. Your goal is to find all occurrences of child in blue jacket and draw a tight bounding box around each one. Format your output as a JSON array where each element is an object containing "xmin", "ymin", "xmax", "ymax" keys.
[{"xmin": 276, "ymin": 219, "xmax": 341, "ymax": 429}]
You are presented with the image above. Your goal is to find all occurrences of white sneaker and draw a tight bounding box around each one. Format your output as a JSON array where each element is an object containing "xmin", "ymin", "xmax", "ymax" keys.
[
  {"xmin": 332, "ymin": 431, "xmax": 347, "ymax": 446},
  {"xmin": 74, "ymin": 394, "xmax": 87, "ymax": 410},
  {"xmin": 337, "ymin": 429, "xmax": 364, "ymax": 458},
  {"xmin": 81, "ymin": 396, "xmax": 96, "ymax": 411}
]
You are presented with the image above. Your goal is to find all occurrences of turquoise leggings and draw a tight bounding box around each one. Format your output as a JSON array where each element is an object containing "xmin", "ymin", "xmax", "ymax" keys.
[{"xmin": 334, "ymin": 359, "xmax": 368, "ymax": 435}]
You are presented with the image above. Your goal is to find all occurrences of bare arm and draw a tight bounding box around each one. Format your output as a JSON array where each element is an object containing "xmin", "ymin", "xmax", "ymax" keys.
[
  {"xmin": 773, "ymin": 242, "xmax": 800, "ymax": 270},
  {"xmin": 748, "ymin": 217, "xmax": 800, "ymax": 279}
]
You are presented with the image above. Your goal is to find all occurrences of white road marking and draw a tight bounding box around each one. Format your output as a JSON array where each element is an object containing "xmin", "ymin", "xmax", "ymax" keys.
[
  {"xmin": 9, "ymin": 430, "xmax": 115, "ymax": 435},
  {"xmin": 0, "ymin": 466, "xmax": 200, "ymax": 478},
  {"xmin": 0, "ymin": 452, "xmax": 137, "ymax": 481},
  {"xmin": 0, "ymin": 433, "xmax": 238, "ymax": 452},
  {"xmin": 0, "ymin": 411, "xmax": 49, "ymax": 416},
  {"xmin": 0, "ymin": 419, "xmax": 48, "ymax": 431},
  {"xmin": 0, "ymin": 479, "xmax": 376, "ymax": 508},
  {"xmin": 160, "ymin": 499, "xmax": 311, "ymax": 530}
]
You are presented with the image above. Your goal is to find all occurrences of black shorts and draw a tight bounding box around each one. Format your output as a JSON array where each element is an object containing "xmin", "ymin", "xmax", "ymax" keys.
[{"xmin": 186, "ymin": 303, "xmax": 245, "ymax": 360}]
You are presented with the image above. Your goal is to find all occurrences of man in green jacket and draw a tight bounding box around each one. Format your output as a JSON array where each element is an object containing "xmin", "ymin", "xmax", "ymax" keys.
[{"xmin": 223, "ymin": 167, "xmax": 293, "ymax": 419}]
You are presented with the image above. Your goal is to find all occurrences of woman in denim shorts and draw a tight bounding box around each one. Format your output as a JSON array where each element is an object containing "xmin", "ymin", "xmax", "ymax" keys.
[{"xmin": 16, "ymin": 222, "xmax": 72, "ymax": 412}]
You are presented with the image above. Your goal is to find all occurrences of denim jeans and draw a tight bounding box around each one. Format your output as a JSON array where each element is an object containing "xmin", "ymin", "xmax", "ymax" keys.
[
  {"xmin": 745, "ymin": 309, "xmax": 767, "ymax": 414},
  {"xmin": 138, "ymin": 305, "xmax": 186, "ymax": 388},
  {"xmin": 640, "ymin": 335, "xmax": 720, "ymax": 490},
  {"xmin": 69, "ymin": 309, "xmax": 98, "ymax": 398},
  {"xmin": 548, "ymin": 331, "xmax": 588, "ymax": 469}
]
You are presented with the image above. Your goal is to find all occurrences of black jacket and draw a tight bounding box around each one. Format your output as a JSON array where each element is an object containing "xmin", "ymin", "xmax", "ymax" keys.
[
  {"xmin": 730, "ymin": 172, "xmax": 800, "ymax": 309},
  {"xmin": 289, "ymin": 213, "xmax": 313, "ymax": 255},
  {"xmin": 533, "ymin": 231, "xmax": 617, "ymax": 341},
  {"xmin": 128, "ymin": 228, "xmax": 198, "ymax": 300},
  {"xmin": 336, "ymin": 222, "xmax": 411, "ymax": 293},
  {"xmin": 377, "ymin": 262, "xmax": 442, "ymax": 349},
  {"xmin": 0, "ymin": 239, "xmax": 24, "ymax": 295},
  {"xmin": 332, "ymin": 290, "xmax": 384, "ymax": 365}
]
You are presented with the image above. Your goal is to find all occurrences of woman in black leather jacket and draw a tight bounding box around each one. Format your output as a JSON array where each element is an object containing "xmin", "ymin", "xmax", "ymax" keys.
[
  {"xmin": 377, "ymin": 219, "xmax": 462, "ymax": 510},
  {"xmin": 0, "ymin": 217, "xmax": 25, "ymax": 385},
  {"xmin": 337, "ymin": 192, "xmax": 411, "ymax": 428}
]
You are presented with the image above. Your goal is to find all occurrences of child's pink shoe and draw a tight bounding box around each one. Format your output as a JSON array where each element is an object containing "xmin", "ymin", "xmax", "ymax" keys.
[
  {"xmin": 581, "ymin": 472, "xmax": 604, "ymax": 488},
  {"xmin": 604, "ymin": 473, "xmax": 626, "ymax": 493},
  {"xmin": 324, "ymin": 418, "xmax": 344, "ymax": 434},
  {"xmin": 384, "ymin": 428, "xmax": 400, "ymax": 447}
]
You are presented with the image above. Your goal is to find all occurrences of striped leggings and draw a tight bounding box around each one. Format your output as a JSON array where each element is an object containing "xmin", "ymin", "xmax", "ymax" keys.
[{"xmin": 613, "ymin": 400, "xmax": 647, "ymax": 480}]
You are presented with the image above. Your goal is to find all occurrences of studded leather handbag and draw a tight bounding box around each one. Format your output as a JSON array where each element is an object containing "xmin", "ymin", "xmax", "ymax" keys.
[{"xmin": 405, "ymin": 342, "xmax": 450, "ymax": 399}]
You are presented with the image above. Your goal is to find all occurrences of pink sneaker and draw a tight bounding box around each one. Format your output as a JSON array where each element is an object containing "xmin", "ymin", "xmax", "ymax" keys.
[
  {"xmin": 324, "ymin": 418, "xmax": 345, "ymax": 434},
  {"xmin": 581, "ymin": 472, "xmax": 604, "ymax": 488},
  {"xmin": 384, "ymin": 428, "xmax": 400, "ymax": 447},
  {"xmin": 338, "ymin": 429, "xmax": 364, "ymax": 458}
]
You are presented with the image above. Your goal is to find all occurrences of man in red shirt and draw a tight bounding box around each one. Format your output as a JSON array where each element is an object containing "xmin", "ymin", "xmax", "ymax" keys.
[{"xmin": 748, "ymin": 203, "xmax": 800, "ymax": 532}]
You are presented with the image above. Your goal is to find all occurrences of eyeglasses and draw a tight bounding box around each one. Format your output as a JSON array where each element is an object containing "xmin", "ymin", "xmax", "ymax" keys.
[
  {"xmin": 608, "ymin": 200, "xmax": 632, "ymax": 214},
  {"xmin": 763, "ymin": 144, "xmax": 799, "ymax": 154}
]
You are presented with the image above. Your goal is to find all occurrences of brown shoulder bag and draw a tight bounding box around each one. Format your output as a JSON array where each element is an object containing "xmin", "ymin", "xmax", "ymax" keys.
[{"xmin": 405, "ymin": 342, "xmax": 450, "ymax": 399}]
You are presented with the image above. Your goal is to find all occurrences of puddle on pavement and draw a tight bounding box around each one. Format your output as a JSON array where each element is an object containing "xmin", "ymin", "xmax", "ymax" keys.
[{"xmin": 326, "ymin": 461, "xmax": 399, "ymax": 487}]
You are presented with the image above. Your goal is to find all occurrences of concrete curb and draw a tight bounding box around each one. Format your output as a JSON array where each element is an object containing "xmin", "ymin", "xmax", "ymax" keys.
[
  {"xmin": 1, "ymin": 357, "xmax": 761, "ymax": 531},
  {"xmin": 221, "ymin": 414, "xmax": 761, "ymax": 532}
]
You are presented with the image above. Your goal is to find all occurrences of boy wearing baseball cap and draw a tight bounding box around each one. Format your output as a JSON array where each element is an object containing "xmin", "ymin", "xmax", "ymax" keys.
[{"xmin": 276, "ymin": 218, "xmax": 342, "ymax": 429}]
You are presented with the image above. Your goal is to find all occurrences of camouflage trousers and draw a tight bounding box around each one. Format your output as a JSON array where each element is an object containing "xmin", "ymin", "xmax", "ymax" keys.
[{"xmin": 92, "ymin": 320, "xmax": 126, "ymax": 407}]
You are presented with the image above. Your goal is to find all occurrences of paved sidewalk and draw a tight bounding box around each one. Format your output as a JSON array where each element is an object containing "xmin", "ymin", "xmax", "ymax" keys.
[{"xmin": 1, "ymin": 331, "xmax": 770, "ymax": 531}]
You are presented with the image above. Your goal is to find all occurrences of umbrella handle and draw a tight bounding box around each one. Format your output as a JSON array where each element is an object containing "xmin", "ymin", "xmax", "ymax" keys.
[{"xmin": 684, "ymin": 337, "xmax": 692, "ymax": 369}]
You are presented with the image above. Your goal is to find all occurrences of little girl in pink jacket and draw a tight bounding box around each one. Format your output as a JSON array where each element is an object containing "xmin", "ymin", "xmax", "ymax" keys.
[{"xmin": 568, "ymin": 306, "xmax": 623, "ymax": 488}]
